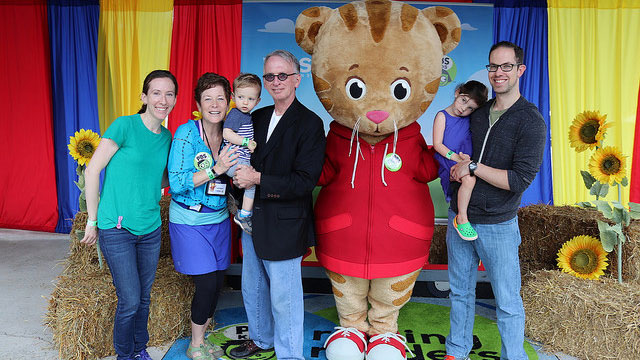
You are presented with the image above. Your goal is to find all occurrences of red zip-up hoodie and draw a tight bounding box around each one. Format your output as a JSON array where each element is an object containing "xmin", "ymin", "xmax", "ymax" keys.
[{"xmin": 315, "ymin": 121, "xmax": 439, "ymax": 279}]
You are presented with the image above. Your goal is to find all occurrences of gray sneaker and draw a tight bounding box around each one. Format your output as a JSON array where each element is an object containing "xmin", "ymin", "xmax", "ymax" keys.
[{"xmin": 233, "ymin": 214, "xmax": 252, "ymax": 235}]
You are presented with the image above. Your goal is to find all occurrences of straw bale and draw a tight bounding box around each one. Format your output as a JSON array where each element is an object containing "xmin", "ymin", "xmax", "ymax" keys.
[
  {"xmin": 523, "ymin": 270, "xmax": 640, "ymax": 360},
  {"xmin": 428, "ymin": 224, "xmax": 447, "ymax": 264},
  {"xmin": 159, "ymin": 195, "xmax": 172, "ymax": 258},
  {"xmin": 45, "ymin": 257, "xmax": 193, "ymax": 360},
  {"xmin": 427, "ymin": 205, "xmax": 640, "ymax": 283},
  {"xmin": 519, "ymin": 204, "xmax": 640, "ymax": 283},
  {"xmin": 69, "ymin": 195, "xmax": 173, "ymax": 270}
]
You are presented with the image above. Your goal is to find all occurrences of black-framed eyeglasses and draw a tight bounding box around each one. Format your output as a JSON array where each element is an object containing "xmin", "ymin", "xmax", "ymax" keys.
[
  {"xmin": 263, "ymin": 72, "xmax": 298, "ymax": 82},
  {"xmin": 485, "ymin": 63, "xmax": 521, "ymax": 72}
]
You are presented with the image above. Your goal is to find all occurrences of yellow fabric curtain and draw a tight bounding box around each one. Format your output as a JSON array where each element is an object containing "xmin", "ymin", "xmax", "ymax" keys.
[
  {"xmin": 548, "ymin": 0, "xmax": 640, "ymax": 205},
  {"xmin": 97, "ymin": 0, "xmax": 173, "ymax": 133}
]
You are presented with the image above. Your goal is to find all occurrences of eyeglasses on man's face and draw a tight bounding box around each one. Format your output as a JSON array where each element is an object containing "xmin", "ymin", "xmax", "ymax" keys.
[
  {"xmin": 263, "ymin": 72, "xmax": 298, "ymax": 82},
  {"xmin": 485, "ymin": 63, "xmax": 521, "ymax": 72}
]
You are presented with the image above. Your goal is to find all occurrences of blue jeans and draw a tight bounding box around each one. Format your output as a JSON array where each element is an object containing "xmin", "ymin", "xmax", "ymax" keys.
[
  {"xmin": 99, "ymin": 227, "xmax": 161, "ymax": 360},
  {"xmin": 227, "ymin": 159, "xmax": 255, "ymax": 199},
  {"xmin": 445, "ymin": 209, "xmax": 527, "ymax": 360},
  {"xmin": 240, "ymin": 232, "xmax": 304, "ymax": 360}
]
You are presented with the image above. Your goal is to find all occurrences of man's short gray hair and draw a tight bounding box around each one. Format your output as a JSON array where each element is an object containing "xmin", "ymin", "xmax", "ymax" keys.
[{"xmin": 264, "ymin": 50, "xmax": 300, "ymax": 74}]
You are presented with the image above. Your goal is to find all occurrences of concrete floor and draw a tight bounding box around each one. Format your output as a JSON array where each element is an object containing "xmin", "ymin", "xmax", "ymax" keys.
[
  {"xmin": 0, "ymin": 229, "xmax": 170, "ymax": 360},
  {"xmin": 1, "ymin": 228, "xmax": 579, "ymax": 360}
]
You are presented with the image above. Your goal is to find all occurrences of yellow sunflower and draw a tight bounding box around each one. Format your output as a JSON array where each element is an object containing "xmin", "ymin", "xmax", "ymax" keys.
[
  {"xmin": 588, "ymin": 146, "xmax": 626, "ymax": 185},
  {"xmin": 568, "ymin": 110, "xmax": 610, "ymax": 152},
  {"xmin": 557, "ymin": 235, "xmax": 608, "ymax": 280},
  {"xmin": 227, "ymin": 99, "xmax": 236, "ymax": 115},
  {"xmin": 68, "ymin": 129, "xmax": 100, "ymax": 166}
]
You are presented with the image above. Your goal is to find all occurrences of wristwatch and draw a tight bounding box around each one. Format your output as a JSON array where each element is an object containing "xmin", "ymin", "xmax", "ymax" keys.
[{"xmin": 468, "ymin": 161, "xmax": 478, "ymax": 176}]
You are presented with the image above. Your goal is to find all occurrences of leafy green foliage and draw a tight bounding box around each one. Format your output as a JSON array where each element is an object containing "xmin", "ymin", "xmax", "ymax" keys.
[
  {"xmin": 590, "ymin": 181, "xmax": 609, "ymax": 198},
  {"xmin": 581, "ymin": 170, "xmax": 597, "ymax": 189}
]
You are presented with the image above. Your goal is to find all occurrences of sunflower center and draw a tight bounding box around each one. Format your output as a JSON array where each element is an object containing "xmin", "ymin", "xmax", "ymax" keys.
[
  {"xmin": 579, "ymin": 120, "xmax": 599, "ymax": 144},
  {"xmin": 569, "ymin": 249, "xmax": 598, "ymax": 274},
  {"xmin": 78, "ymin": 140, "xmax": 96, "ymax": 158},
  {"xmin": 600, "ymin": 155, "xmax": 620, "ymax": 175}
]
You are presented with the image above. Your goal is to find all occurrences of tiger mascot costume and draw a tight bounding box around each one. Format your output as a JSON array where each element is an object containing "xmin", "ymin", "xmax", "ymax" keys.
[{"xmin": 295, "ymin": 1, "xmax": 461, "ymax": 359}]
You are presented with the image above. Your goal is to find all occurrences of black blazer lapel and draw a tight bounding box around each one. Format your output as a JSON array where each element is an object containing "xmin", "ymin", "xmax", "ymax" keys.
[{"xmin": 255, "ymin": 99, "xmax": 300, "ymax": 164}]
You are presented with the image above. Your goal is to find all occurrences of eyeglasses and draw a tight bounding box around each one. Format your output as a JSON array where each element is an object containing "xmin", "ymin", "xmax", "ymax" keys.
[
  {"xmin": 263, "ymin": 73, "xmax": 298, "ymax": 82},
  {"xmin": 485, "ymin": 63, "xmax": 521, "ymax": 72}
]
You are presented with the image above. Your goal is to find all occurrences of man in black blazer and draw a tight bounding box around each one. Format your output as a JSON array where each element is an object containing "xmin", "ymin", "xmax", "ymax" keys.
[{"xmin": 230, "ymin": 50, "xmax": 326, "ymax": 360}]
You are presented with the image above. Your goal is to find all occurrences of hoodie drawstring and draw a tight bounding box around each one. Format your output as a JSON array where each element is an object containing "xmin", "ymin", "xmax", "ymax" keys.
[{"xmin": 349, "ymin": 118, "xmax": 365, "ymax": 188}]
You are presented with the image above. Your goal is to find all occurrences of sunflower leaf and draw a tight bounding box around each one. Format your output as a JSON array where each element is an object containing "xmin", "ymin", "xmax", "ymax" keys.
[
  {"xmin": 611, "ymin": 223, "xmax": 625, "ymax": 244},
  {"xmin": 594, "ymin": 200, "xmax": 613, "ymax": 220},
  {"xmin": 576, "ymin": 201, "xmax": 594, "ymax": 208},
  {"xmin": 581, "ymin": 170, "xmax": 596, "ymax": 189},
  {"xmin": 76, "ymin": 165, "xmax": 83, "ymax": 176},
  {"xmin": 590, "ymin": 181, "xmax": 609, "ymax": 198},
  {"xmin": 597, "ymin": 220, "xmax": 618, "ymax": 252},
  {"xmin": 622, "ymin": 210, "xmax": 631, "ymax": 227},
  {"xmin": 612, "ymin": 206, "xmax": 624, "ymax": 225},
  {"xmin": 629, "ymin": 202, "xmax": 640, "ymax": 219},
  {"xmin": 621, "ymin": 177, "xmax": 629, "ymax": 187}
]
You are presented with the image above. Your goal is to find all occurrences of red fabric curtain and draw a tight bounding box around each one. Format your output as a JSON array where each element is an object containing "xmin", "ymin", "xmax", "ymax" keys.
[
  {"xmin": 168, "ymin": 0, "xmax": 243, "ymax": 134},
  {"xmin": 0, "ymin": 0, "xmax": 58, "ymax": 232},
  {"xmin": 630, "ymin": 83, "xmax": 640, "ymax": 204}
]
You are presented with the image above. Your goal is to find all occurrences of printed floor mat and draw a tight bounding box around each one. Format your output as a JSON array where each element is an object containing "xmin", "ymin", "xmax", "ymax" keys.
[{"xmin": 163, "ymin": 294, "xmax": 540, "ymax": 360}]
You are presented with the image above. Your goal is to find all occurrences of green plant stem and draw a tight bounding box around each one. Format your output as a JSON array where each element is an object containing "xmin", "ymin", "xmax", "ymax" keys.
[
  {"xmin": 617, "ymin": 183, "xmax": 622, "ymax": 284},
  {"xmin": 618, "ymin": 240, "xmax": 622, "ymax": 283}
]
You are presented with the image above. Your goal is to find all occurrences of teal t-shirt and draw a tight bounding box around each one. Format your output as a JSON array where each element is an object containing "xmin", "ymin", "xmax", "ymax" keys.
[{"xmin": 97, "ymin": 114, "xmax": 172, "ymax": 235}]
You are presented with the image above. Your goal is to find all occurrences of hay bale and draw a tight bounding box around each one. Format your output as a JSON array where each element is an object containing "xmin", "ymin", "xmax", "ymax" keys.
[
  {"xmin": 45, "ymin": 257, "xmax": 193, "ymax": 360},
  {"xmin": 45, "ymin": 196, "xmax": 196, "ymax": 360},
  {"xmin": 428, "ymin": 224, "xmax": 447, "ymax": 264},
  {"xmin": 523, "ymin": 270, "xmax": 640, "ymax": 359},
  {"xmin": 519, "ymin": 204, "xmax": 640, "ymax": 283},
  {"xmin": 427, "ymin": 205, "xmax": 640, "ymax": 282}
]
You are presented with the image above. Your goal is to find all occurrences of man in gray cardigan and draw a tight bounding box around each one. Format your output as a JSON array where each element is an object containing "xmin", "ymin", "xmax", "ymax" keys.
[{"xmin": 444, "ymin": 41, "xmax": 547, "ymax": 360}]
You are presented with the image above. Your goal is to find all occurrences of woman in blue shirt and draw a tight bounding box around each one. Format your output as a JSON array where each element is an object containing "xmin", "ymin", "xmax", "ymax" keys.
[{"xmin": 167, "ymin": 73, "xmax": 238, "ymax": 360}]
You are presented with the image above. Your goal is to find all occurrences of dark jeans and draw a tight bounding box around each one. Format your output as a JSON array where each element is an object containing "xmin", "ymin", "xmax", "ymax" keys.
[{"xmin": 99, "ymin": 226, "xmax": 161, "ymax": 360}]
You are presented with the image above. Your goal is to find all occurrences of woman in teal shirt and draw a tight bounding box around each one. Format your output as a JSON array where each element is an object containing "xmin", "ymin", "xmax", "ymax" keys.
[{"xmin": 81, "ymin": 70, "xmax": 177, "ymax": 360}]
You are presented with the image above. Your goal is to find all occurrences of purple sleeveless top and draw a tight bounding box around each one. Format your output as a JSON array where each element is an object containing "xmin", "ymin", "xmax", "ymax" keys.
[{"xmin": 434, "ymin": 110, "xmax": 472, "ymax": 202}]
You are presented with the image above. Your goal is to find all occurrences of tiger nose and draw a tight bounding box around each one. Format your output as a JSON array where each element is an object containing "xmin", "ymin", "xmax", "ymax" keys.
[{"xmin": 366, "ymin": 110, "xmax": 389, "ymax": 124}]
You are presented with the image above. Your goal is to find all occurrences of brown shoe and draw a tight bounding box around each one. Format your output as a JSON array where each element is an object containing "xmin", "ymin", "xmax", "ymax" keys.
[{"xmin": 228, "ymin": 340, "xmax": 273, "ymax": 359}]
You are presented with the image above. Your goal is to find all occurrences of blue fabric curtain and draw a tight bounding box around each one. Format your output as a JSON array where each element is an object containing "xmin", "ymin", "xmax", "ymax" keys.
[
  {"xmin": 48, "ymin": 0, "xmax": 100, "ymax": 233},
  {"xmin": 474, "ymin": 0, "xmax": 553, "ymax": 206}
]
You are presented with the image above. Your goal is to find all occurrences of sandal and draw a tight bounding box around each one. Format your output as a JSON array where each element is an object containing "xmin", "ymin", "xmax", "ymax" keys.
[
  {"xmin": 204, "ymin": 335, "xmax": 224, "ymax": 358},
  {"xmin": 454, "ymin": 215, "xmax": 478, "ymax": 241},
  {"xmin": 187, "ymin": 343, "xmax": 213, "ymax": 360}
]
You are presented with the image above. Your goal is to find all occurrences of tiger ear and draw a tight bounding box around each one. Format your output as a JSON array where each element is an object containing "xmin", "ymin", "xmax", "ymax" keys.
[
  {"xmin": 422, "ymin": 6, "xmax": 461, "ymax": 55},
  {"xmin": 295, "ymin": 6, "xmax": 333, "ymax": 55}
]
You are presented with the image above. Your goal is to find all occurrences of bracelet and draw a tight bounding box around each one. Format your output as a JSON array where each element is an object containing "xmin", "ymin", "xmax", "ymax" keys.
[
  {"xmin": 242, "ymin": 137, "xmax": 250, "ymax": 147},
  {"xmin": 446, "ymin": 150, "xmax": 455, "ymax": 159},
  {"xmin": 87, "ymin": 219, "xmax": 97, "ymax": 227},
  {"xmin": 205, "ymin": 167, "xmax": 216, "ymax": 180}
]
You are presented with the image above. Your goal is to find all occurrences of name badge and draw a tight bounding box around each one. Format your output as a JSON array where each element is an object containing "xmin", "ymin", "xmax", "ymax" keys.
[{"xmin": 206, "ymin": 179, "xmax": 227, "ymax": 196}]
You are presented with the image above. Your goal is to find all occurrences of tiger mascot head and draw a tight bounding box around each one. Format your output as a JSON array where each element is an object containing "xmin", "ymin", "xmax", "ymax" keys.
[{"xmin": 295, "ymin": 0, "xmax": 461, "ymax": 145}]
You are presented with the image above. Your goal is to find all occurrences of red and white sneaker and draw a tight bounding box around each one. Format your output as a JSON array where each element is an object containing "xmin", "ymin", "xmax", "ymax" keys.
[
  {"xmin": 366, "ymin": 332, "xmax": 414, "ymax": 360},
  {"xmin": 323, "ymin": 327, "xmax": 368, "ymax": 360}
]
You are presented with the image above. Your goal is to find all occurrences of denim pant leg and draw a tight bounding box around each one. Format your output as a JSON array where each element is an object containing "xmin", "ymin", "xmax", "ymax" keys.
[
  {"xmin": 241, "ymin": 232, "xmax": 275, "ymax": 349},
  {"xmin": 473, "ymin": 217, "xmax": 527, "ymax": 360},
  {"xmin": 99, "ymin": 227, "xmax": 161, "ymax": 359},
  {"xmin": 445, "ymin": 209, "xmax": 480, "ymax": 358},
  {"xmin": 263, "ymin": 256, "xmax": 304, "ymax": 360},
  {"xmin": 133, "ymin": 227, "xmax": 162, "ymax": 353}
]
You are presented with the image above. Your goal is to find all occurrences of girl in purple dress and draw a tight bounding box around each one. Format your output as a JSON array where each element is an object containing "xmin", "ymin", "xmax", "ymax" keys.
[{"xmin": 432, "ymin": 81, "xmax": 488, "ymax": 241}]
